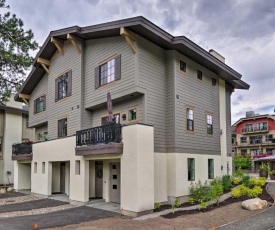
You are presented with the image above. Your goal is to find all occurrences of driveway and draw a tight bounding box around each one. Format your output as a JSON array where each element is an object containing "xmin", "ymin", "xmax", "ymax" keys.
[
  {"xmin": 220, "ymin": 183, "xmax": 275, "ymax": 230},
  {"xmin": 0, "ymin": 206, "xmax": 118, "ymax": 230}
]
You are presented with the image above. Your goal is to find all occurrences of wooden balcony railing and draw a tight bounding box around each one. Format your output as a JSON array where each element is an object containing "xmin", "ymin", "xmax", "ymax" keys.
[{"xmin": 76, "ymin": 123, "xmax": 122, "ymax": 147}]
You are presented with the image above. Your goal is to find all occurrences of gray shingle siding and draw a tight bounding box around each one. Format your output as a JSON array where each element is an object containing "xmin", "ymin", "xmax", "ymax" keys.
[
  {"xmin": 225, "ymin": 84, "xmax": 232, "ymax": 156},
  {"xmin": 175, "ymin": 52, "xmax": 221, "ymax": 155}
]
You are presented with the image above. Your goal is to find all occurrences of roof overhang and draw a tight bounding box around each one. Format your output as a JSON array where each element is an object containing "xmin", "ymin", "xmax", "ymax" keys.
[
  {"xmin": 0, "ymin": 104, "xmax": 28, "ymax": 115},
  {"xmin": 15, "ymin": 16, "xmax": 250, "ymax": 102},
  {"xmin": 233, "ymin": 115, "xmax": 275, "ymax": 126}
]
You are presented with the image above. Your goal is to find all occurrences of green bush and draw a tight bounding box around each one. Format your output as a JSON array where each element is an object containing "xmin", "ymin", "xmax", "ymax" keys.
[
  {"xmin": 209, "ymin": 183, "xmax": 224, "ymax": 205},
  {"xmin": 242, "ymin": 175, "xmax": 251, "ymax": 187},
  {"xmin": 249, "ymin": 177, "xmax": 266, "ymax": 187},
  {"xmin": 231, "ymin": 188, "xmax": 242, "ymax": 198},
  {"xmin": 246, "ymin": 186, "xmax": 263, "ymax": 198},
  {"xmin": 199, "ymin": 202, "xmax": 208, "ymax": 210},
  {"xmin": 232, "ymin": 177, "xmax": 241, "ymax": 185},
  {"xmin": 210, "ymin": 177, "xmax": 222, "ymax": 186},
  {"xmin": 154, "ymin": 202, "xmax": 160, "ymax": 209},
  {"xmin": 233, "ymin": 155, "xmax": 252, "ymax": 169},
  {"xmin": 188, "ymin": 198, "xmax": 195, "ymax": 205},
  {"xmin": 174, "ymin": 199, "xmax": 181, "ymax": 208},
  {"xmin": 222, "ymin": 175, "xmax": 233, "ymax": 190},
  {"xmin": 189, "ymin": 181, "xmax": 210, "ymax": 203},
  {"xmin": 234, "ymin": 168, "xmax": 244, "ymax": 178}
]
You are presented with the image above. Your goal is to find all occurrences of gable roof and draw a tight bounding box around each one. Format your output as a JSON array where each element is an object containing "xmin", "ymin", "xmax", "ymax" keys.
[
  {"xmin": 233, "ymin": 114, "xmax": 275, "ymax": 126},
  {"xmin": 15, "ymin": 16, "xmax": 249, "ymax": 102}
]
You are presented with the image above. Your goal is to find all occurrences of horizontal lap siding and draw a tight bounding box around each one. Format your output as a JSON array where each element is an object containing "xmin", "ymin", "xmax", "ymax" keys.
[
  {"xmin": 83, "ymin": 36, "xmax": 136, "ymax": 108},
  {"xmin": 29, "ymin": 76, "xmax": 48, "ymax": 127},
  {"xmin": 89, "ymin": 95, "xmax": 144, "ymax": 128},
  {"xmin": 47, "ymin": 41, "xmax": 81, "ymax": 140},
  {"xmin": 226, "ymin": 84, "xmax": 232, "ymax": 156},
  {"xmin": 137, "ymin": 36, "xmax": 167, "ymax": 151},
  {"xmin": 175, "ymin": 52, "xmax": 220, "ymax": 155}
]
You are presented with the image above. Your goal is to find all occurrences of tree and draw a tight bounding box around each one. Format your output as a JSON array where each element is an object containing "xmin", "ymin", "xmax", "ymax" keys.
[{"xmin": 0, "ymin": 0, "xmax": 38, "ymax": 102}]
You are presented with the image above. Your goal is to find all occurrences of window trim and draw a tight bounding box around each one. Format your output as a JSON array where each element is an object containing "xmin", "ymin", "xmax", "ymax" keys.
[
  {"xmin": 188, "ymin": 158, "xmax": 195, "ymax": 181},
  {"xmin": 186, "ymin": 107, "xmax": 194, "ymax": 132},
  {"xmin": 57, "ymin": 116, "xmax": 68, "ymax": 138},
  {"xmin": 206, "ymin": 113, "xmax": 213, "ymax": 135},
  {"xmin": 197, "ymin": 70, "xmax": 203, "ymax": 81},
  {"xmin": 128, "ymin": 106, "xmax": 138, "ymax": 122},
  {"xmin": 34, "ymin": 94, "xmax": 46, "ymax": 114},
  {"xmin": 179, "ymin": 60, "xmax": 187, "ymax": 73}
]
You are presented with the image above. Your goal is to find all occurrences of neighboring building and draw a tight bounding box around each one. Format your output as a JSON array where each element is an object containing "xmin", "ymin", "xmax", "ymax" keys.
[
  {"xmin": 13, "ymin": 17, "xmax": 249, "ymax": 216},
  {"xmin": 0, "ymin": 97, "xmax": 34, "ymax": 185},
  {"xmin": 231, "ymin": 126, "xmax": 237, "ymax": 155},
  {"xmin": 233, "ymin": 112, "xmax": 275, "ymax": 171}
]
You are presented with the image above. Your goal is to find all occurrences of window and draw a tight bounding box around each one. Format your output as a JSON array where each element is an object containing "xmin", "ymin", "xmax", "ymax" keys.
[
  {"xmin": 101, "ymin": 113, "xmax": 120, "ymax": 126},
  {"xmin": 266, "ymin": 148, "xmax": 274, "ymax": 154},
  {"xmin": 208, "ymin": 159, "xmax": 214, "ymax": 179},
  {"xmin": 186, "ymin": 108, "xmax": 194, "ymax": 131},
  {"xmin": 240, "ymin": 137, "xmax": 247, "ymax": 143},
  {"xmin": 212, "ymin": 78, "xmax": 217, "ymax": 86},
  {"xmin": 249, "ymin": 135, "xmax": 262, "ymax": 144},
  {"xmin": 197, "ymin": 70, "xmax": 202, "ymax": 81},
  {"xmin": 188, "ymin": 158, "xmax": 195, "ymax": 181},
  {"xmin": 58, "ymin": 118, "xmax": 67, "ymax": 138},
  {"xmin": 34, "ymin": 95, "xmax": 46, "ymax": 114},
  {"xmin": 207, "ymin": 114, "xmax": 213, "ymax": 134},
  {"xmin": 244, "ymin": 124, "xmax": 253, "ymax": 132},
  {"xmin": 37, "ymin": 133, "xmax": 42, "ymax": 141},
  {"xmin": 95, "ymin": 55, "xmax": 121, "ymax": 89},
  {"xmin": 0, "ymin": 137, "xmax": 2, "ymax": 152},
  {"xmin": 250, "ymin": 149, "xmax": 261, "ymax": 155},
  {"xmin": 256, "ymin": 122, "xmax": 267, "ymax": 131},
  {"xmin": 55, "ymin": 71, "xmax": 72, "ymax": 102},
  {"xmin": 180, "ymin": 60, "xmax": 186, "ymax": 72},
  {"xmin": 266, "ymin": 135, "xmax": 273, "ymax": 141},
  {"xmin": 128, "ymin": 107, "xmax": 137, "ymax": 121},
  {"xmin": 75, "ymin": 160, "xmax": 80, "ymax": 175},
  {"xmin": 42, "ymin": 162, "xmax": 45, "ymax": 174},
  {"xmin": 241, "ymin": 149, "xmax": 247, "ymax": 156},
  {"xmin": 34, "ymin": 162, "xmax": 37, "ymax": 173}
]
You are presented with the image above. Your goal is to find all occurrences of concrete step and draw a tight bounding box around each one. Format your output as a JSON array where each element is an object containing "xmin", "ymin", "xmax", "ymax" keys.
[{"xmin": 88, "ymin": 199, "xmax": 105, "ymax": 204}]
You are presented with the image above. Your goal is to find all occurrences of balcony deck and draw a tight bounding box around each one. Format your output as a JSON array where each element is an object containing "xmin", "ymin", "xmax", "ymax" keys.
[{"xmin": 75, "ymin": 123, "xmax": 123, "ymax": 156}]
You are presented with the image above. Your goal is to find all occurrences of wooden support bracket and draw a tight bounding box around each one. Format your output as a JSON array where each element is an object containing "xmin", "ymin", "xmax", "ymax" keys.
[
  {"xmin": 19, "ymin": 93, "xmax": 30, "ymax": 105},
  {"xmin": 120, "ymin": 27, "xmax": 136, "ymax": 54},
  {"xmin": 37, "ymin": 57, "xmax": 50, "ymax": 74},
  {"xmin": 67, "ymin": 34, "xmax": 82, "ymax": 54},
  {"xmin": 51, "ymin": 37, "xmax": 64, "ymax": 55}
]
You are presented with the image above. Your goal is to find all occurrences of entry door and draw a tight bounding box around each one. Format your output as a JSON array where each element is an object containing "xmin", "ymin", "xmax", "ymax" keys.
[
  {"xmin": 110, "ymin": 163, "xmax": 120, "ymax": 203},
  {"xmin": 95, "ymin": 161, "xmax": 103, "ymax": 198},
  {"xmin": 60, "ymin": 162, "xmax": 66, "ymax": 194}
]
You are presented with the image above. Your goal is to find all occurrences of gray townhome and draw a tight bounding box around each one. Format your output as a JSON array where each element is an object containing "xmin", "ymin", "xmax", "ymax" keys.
[{"xmin": 12, "ymin": 16, "xmax": 249, "ymax": 217}]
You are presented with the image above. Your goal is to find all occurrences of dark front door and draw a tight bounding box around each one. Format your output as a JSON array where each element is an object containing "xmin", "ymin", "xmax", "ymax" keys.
[
  {"xmin": 95, "ymin": 161, "xmax": 103, "ymax": 198},
  {"xmin": 60, "ymin": 162, "xmax": 66, "ymax": 194}
]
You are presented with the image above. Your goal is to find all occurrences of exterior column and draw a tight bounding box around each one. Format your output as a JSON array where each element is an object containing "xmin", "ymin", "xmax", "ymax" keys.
[{"xmin": 121, "ymin": 124, "xmax": 154, "ymax": 217}]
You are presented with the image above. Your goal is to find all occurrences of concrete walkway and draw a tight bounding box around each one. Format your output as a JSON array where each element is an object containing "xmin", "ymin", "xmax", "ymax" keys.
[{"xmin": 219, "ymin": 183, "xmax": 275, "ymax": 230}]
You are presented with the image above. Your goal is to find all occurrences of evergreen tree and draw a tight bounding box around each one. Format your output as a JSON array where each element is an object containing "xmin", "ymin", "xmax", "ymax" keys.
[{"xmin": 0, "ymin": 0, "xmax": 38, "ymax": 102}]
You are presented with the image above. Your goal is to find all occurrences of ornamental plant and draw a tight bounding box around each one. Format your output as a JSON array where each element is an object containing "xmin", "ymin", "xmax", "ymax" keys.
[
  {"xmin": 232, "ymin": 177, "xmax": 241, "ymax": 185},
  {"xmin": 221, "ymin": 175, "xmax": 233, "ymax": 191},
  {"xmin": 233, "ymin": 154, "xmax": 252, "ymax": 169}
]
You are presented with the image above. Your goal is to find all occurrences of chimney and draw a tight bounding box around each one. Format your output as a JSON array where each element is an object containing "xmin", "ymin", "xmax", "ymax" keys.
[
  {"xmin": 209, "ymin": 49, "xmax": 225, "ymax": 63},
  {"xmin": 246, "ymin": 111, "xmax": 255, "ymax": 118}
]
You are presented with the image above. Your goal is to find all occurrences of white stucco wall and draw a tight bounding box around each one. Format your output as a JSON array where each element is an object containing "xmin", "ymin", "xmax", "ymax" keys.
[
  {"xmin": 121, "ymin": 124, "xmax": 154, "ymax": 213},
  {"xmin": 14, "ymin": 161, "xmax": 31, "ymax": 190},
  {"xmin": 154, "ymin": 153, "xmax": 167, "ymax": 203}
]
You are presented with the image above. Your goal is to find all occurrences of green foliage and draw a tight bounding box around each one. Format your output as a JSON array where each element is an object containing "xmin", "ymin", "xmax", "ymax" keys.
[
  {"xmin": 242, "ymin": 175, "xmax": 251, "ymax": 187},
  {"xmin": 233, "ymin": 155, "xmax": 252, "ymax": 169},
  {"xmin": 199, "ymin": 202, "xmax": 208, "ymax": 210},
  {"xmin": 222, "ymin": 175, "xmax": 233, "ymax": 190},
  {"xmin": 189, "ymin": 181, "xmax": 210, "ymax": 203},
  {"xmin": 209, "ymin": 177, "xmax": 222, "ymax": 186},
  {"xmin": 232, "ymin": 177, "xmax": 241, "ymax": 185},
  {"xmin": 234, "ymin": 168, "xmax": 244, "ymax": 178},
  {"xmin": 154, "ymin": 202, "xmax": 160, "ymax": 209},
  {"xmin": 231, "ymin": 188, "xmax": 242, "ymax": 198},
  {"xmin": 188, "ymin": 198, "xmax": 195, "ymax": 205},
  {"xmin": 0, "ymin": 5, "xmax": 38, "ymax": 102},
  {"xmin": 209, "ymin": 183, "xmax": 223, "ymax": 205},
  {"xmin": 174, "ymin": 199, "xmax": 181, "ymax": 208},
  {"xmin": 269, "ymin": 170, "xmax": 275, "ymax": 176},
  {"xmin": 259, "ymin": 164, "xmax": 269, "ymax": 172},
  {"xmin": 249, "ymin": 177, "xmax": 266, "ymax": 187}
]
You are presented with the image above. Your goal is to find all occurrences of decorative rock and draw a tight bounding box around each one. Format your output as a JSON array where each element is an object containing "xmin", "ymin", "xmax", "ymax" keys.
[
  {"xmin": 7, "ymin": 187, "xmax": 13, "ymax": 192},
  {"xmin": 0, "ymin": 188, "xmax": 6, "ymax": 194},
  {"xmin": 242, "ymin": 198, "xmax": 268, "ymax": 210}
]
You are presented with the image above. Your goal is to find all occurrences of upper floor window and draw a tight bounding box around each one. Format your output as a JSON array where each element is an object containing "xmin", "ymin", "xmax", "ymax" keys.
[
  {"xmin": 55, "ymin": 71, "xmax": 72, "ymax": 102},
  {"xmin": 186, "ymin": 108, "xmax": 194, "ymax": 131},
  {"xmin": 255, "ymin": 122, "xmax": 267, "ymax": 131},
  {"xmin": 128, "ymin": 107, "xmax": 137, "ymax": 121},
  {"xmin": 95, "ymin": 55, "xmax": 121, "ymax": 89},
  {"xmin": 197, "ymin": 70, "xmax": 202, "ymax": 81},
  {"xmin": 101, "ymin": 113, "xmax": 120, "ymax": 126},
  {"xmin": 34, "ymin": 95, "xmax": 46, "ymax": 114},
  {"xmin": 266, "ymin": 135, "xmax": 273, "ymax": 141},
  {"xmin": 241, "ymin": 149, "xmax": 247, "ymax": 156},
  {"xmin": 58, "ymin": 118, "xmax": 67, "ymax": 138},
  {"xmin": 180, "ymin": 60, "xmax": 186, "ymax": 73},
  {"xmin": 240, "ymin": 137, "xmax": 247, "ymax": 143},
  {"xmin": 207, "ymin": 114, "xmax": 213, "ymax": 135},
  {"xmin": 212, "ymin": 78, "xmax": 217, "ymax": 86}
]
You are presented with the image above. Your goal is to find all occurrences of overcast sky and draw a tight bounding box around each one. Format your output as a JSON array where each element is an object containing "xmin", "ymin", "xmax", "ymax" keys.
[{"xmin": 6, "ymin": 0, "xmax": 275, "ymax": 124}]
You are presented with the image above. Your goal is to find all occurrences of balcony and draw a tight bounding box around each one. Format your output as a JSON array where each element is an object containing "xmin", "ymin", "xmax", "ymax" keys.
[
  {"xmin": 242, "ymin": 125, "xmax": 269, "ymax": 134},
  {"xmin": 75, "ymin": 123, "xmax": 123, "ymax": 156},
  {"xmin": 12, "ymin": 142, "xmax": 33, "ymax": 161}
]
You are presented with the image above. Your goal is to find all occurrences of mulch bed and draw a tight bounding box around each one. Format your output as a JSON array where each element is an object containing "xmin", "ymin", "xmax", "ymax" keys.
[{"xmin": 161, "ymin": 184, "xmax": 274, "ymax": 219}]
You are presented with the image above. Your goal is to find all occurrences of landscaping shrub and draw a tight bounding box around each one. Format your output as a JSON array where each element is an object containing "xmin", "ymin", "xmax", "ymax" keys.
[
  {"xmin": 188, "ymin": 198, "xmax": 195, "ymax": 205},
  {"xmin": 189, "ymin": 181, "xmax": 210, "ymax": 203},
  {"xmin": 231, "ymin": 188, "xmax": 242, "ymax": 198},
  {"xmin": 222, "ymin": 175, "xmax": 233, "ymax": 190},
  {"xmin": 249, "ymin": 177, "xmax": 266, "ymax": 187},
  {"xmin": 242, "ymin": 175, "xmax": 251, "ymax": 187},
  {"xmin": 232, "ymin": 177, "xmax": 241, "ymax": 185},
  {"xmin": 233, "ymin": 154, "xmax": 252, "ymax": 169},
  {"xmin": 199, "ymin": 202, "xmax": 208, "ymax": 210},
  {"xmin": 209, "ymin": 177, "xmax": 222, "ymax": 186},
  {"xmin": 154, "ymin": 202, "xmax": 160, "ymax": 209},
  {"xmin": 209, "ymin": 183, "xmax": 224, "ymax": 205},
  {"xmin": 234, "ymin": 168, "xmax": 244, "ymax": 178},
  {"xmin": 174, "ymin": 199, "xmax": 181, "ymax": 208},
  {"xmin": 246, "ymin": 186, "xmax": 263, "ymax": 198}
]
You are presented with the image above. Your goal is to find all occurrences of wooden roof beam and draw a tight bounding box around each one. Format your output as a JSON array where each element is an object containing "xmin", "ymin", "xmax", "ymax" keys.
[
  {"xmin": 51, "ymin": 37, "xmax": 64, "ymax": 55},
  {"xmin": 37, "ymin": 57, "xmax": 50, "ymax": 74},
  {"xmin": 67, "ymin": 34, "xmax": 82, "ymax": 54},
  {"xmin": 19, "ymin": 93, "xmax": 30, "ymax": 105},
  {"xmin": 120, "ymin": 27, "xmax": 136, "ymax": 54}
]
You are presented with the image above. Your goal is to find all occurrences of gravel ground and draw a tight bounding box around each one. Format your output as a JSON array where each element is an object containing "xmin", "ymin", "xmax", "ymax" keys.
[
  {"xmin": 0, "ymin": 204, "xmax": 75, "ymax": 218},
  {"xmin": 0, "ymin": 194, "xmax": 42, "ymax": 206}
]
